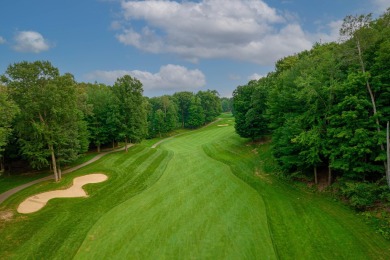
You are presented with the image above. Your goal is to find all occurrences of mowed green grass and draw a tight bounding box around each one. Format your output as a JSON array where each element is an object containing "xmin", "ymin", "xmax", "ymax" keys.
[
  {"xmin": 203, "ymin": 137, "xmax": 390, "ymax": 259},
  {"xmin": 0, "ymin": 115, "xmax": 389, "ymax": 259},
  {"xmin": 0, "ymin": 173, "xmax": 49, "ymax": 194},
  {"xmin": 75, "ymin": 119, "xmax": 275, "ymax": 259}
]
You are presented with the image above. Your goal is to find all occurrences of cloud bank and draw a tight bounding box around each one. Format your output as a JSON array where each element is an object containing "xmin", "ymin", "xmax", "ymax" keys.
[
  {"xmin": 13, "ymin": 31, "xmax": 50, "ymax": 53},
  {"xmin": 115, "ymin": 0, "xmax": 338, "ymax": 65},
  {"xmin": 86, "ymin": 64, "xmax": 206, "ymax": 91},
  {"xmin": 372, "ymin": 0, "xmax": 390, "ymax": 13}
]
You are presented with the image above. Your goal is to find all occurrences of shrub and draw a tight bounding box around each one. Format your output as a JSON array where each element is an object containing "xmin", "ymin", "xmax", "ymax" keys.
[{"xmin": 340, "ymin": 181, "xmax": 380, "ymax": 210}]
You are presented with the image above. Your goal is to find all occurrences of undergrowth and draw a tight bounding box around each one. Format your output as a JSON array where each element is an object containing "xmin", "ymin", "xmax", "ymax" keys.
[{"xmin": 255, "ymin": 140, "xmax": 390, "ymax": 240}]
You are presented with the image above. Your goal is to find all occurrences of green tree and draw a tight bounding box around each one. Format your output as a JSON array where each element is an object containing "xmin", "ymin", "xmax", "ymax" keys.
[
  {"xmin": 196, "ymin": 90, "xmax": 222, "ymax": 123},
  {"xmin": 221, "ymin": 97, "xmax": 233, "ymax": 112},
  {"xmin": 232, "ymin": 81, "xmax": 256, "ymax": 138},
  {"xmin": 2, "ymin": 61, "xmax": 88, "ymax": 181},
  {"xmin": 340, "ymin": 14, "xmax": 387, "ymax": 173},
  {"xmin": 326, "ymin": 74, "xmax": 383, "ymax": 180},
  {"xmin": 154, "ymin": 109, "xmax": 165, "ymax": 137},
  {"xmin": 187, "ymin": 96, "xmax": 205, "ymax": 128},
  {"xmin": 85, "ymin": 83, "xmax": 120, "ymax": 152},
  {"xmin": 158, "ymin": 95, "xmax": 178, "ymax": 134},
  {"xmin": 173, "ymin": 91, "xmax": 193, "ymax": 128},
  {"xmin": 245, "ymin": 79, "xmax": 270, "ymax": 141},
  {"xmin": 112, "ymin": 75, "xmax": 148, "ymax": 151},
  {"xmin": 0, "ymin": 86, "xmax": 19, "ymax": 172},
  {"xmin": 290, "ymin": 43, "xmax": 343, "ymax": 184},
  {"xmin": 230, "ymin": 10, "xmax": 390, "ymax": 194}
]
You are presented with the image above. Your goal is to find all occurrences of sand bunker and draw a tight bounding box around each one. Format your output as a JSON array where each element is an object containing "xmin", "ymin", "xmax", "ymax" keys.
[
  {"xmin": 17, "ymin": 173, "xmax": 108, "ymax": 214},
  {"xmin": 217, "ymin": 124, "xmax": 229, "ymax": 127}
]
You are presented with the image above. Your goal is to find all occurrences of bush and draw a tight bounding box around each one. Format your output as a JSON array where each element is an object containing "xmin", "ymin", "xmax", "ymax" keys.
[
  {"xmin": 340, "ymin": 181, "xmax": 381, "ymax": 210},
  {"xmin": 361, "ymin": 211, "xmax": 390, "ymax": 240}
]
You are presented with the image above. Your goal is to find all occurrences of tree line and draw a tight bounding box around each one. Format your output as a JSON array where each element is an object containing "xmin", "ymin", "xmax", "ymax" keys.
[
  {"xmin": 0, "ymin": 61, "xmax": 221, "ymax": 181},
  {"xmin": 147, "ymin": 89, "xmax": 221, "ymax": 138},
  {"xmin": 233, "ymin": 11, "xmax": 390, "ymax": 210}
]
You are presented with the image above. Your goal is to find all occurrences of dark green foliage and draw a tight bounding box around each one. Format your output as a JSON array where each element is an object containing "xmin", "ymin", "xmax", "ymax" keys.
[
  {"xmin": 0, "ymin": 86, "xmax": 19, "ymax": 171},
  {"xmin": 196, "ymin": 89, "xmax": 221, "ymax": 123},
  {"xmin": 112, "ymin": 75, "xmax": 148, "ymax": 144},
  {"xmin": 232, "ymin": 81, "xmax": 256, "ymax": 138},
  {"xmin": 147, "ymin": 90, "xmax": 222, "ymax": 135},
  {"xmin": 84, "ymin": 83, "xmax": 120, "ymax": 152},
  {"xmin": 0, "ymin": 63, "xmax": 154, "ymax": 175},
  {"xmin": 2, "ymin": 61, "xmax": 89, "ymax": 179},
  {"xmin": 233, "ymin": 78, "xmax": 271, "ymax": 141},
  {"xmin": 232, "ymin": 10, "xmax": 390, "ymax": 198},
  {"xmin": 147, "ymin": 95, "xmax": 178, "ymax": 138},
  {"xmin": 187, "ymin": 96, "xmax": 205, "ymax": 128},
  {"xmin": 221, "ymin": 97, "xmax": 233, "ymax": 112},
  {"xmin": 340, "ymin": 181, "xmax": 389, "ymax": 210},
  {"xmin": 0, "ymin": 62, "xmax": 226, "ymax": 175},
  {"xmin": 245, "ymin": 83, "xmax": 269, "ymax": 140},
  {"xmin": 326, "ymin": 74, "xmax": 383, "ymax": 179},
  {"xmin": 173, "ymin": 91, "xmax": 193, "ymax": 128}
]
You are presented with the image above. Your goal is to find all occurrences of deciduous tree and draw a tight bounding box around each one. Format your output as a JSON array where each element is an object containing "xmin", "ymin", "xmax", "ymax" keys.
[
  {"xmin": 2, "ymin": 61, "xmax": 88, "ymax": 181},
  {"xmin": 0, "ymin": 86, "xmax": 19, "ymax": 172},
  {"xmin": 112, "ymin": 75, "xmax": 148, "ymax": 151}
]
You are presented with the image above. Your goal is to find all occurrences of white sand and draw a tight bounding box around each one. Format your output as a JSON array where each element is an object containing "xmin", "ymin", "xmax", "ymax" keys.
[{"xmin": 17, "ymin": 173, "xmax": 108, "ymax": 214}]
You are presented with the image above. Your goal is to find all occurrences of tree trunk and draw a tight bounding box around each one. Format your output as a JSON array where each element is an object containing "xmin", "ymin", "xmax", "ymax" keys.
[
  {"xmin": 112, "ymin": 140, "xmax": 115, "ymax": 149},
  {"xmin": 356, "ymin": 38, "xmax": 386, "ymax": 171},
  {"xmin": 386, "ymin": 122, "xmax": 390, "ymax": 189},
  {"xmin": 357, "ymin": 39, "xmax": 379, "ymax": 127},
  {"xmin": 49, "ymin": 144, "xmax": 59, "ymax": 182},
  {"xmin": 125, "ymin": 137, "xmax": 128, "ymax": 152},
  {"xmin": 314, "ymin": 166, "xmax": 318, "ymax": 184},
  {"xmin": 182, "ymin": 111, "xmax": 185, "ymax": 128},
  {"xmin": 58, "ymin": 164, "xmax": 62, "ymax": 181},
  {"xmin": 97, "ymin": 144, "xmax": 101, "ymax": 153},
  {"xmin": 328, "ymin": 166, "xmax": 332, "ymax": 186},
  {"xmin": 0, "ymin": 156, "xmax": 4, "ymax": 174}
]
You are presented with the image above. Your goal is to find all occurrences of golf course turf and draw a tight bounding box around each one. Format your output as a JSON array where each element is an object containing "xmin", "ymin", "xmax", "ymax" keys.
[{"xmin": 0, "ymin": 114, "xmax": 389, "ymax": 259}]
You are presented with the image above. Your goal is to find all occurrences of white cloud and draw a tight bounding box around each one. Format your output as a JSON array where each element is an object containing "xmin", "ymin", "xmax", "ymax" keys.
[
  {"xmin": 116, "ymin": 0, "xmax": 317, "ymax": 65},
  {"xmin": 0, "ymin": 36, "xmax": 5, "ymax": 44},
  {"xmin": 13, "ymin": 31, "xmax": 50, "ymax": 53},
  {"xmin": 309, "ymin": 20, "xmax": 343, "ymax": 44},
  {"xmin": 85, "ymin": 64, "xmax": 206, "ymax": 91},
  {"xmin": 248, "ymin": 73, "xmax": 264, "ymax": 81},
  {"xmin": 372, "ymin": 0, "xmax": 390, "ymax": 13},
  {"xmin": 117, "ymin": 27, "xmax": 163, "ymax": 53}
]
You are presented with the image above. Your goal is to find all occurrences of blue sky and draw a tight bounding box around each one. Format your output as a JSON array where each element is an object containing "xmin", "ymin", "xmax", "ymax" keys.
[{"xmin": 1, "ymin": 0, "xmax": 389, "ymax": 97}]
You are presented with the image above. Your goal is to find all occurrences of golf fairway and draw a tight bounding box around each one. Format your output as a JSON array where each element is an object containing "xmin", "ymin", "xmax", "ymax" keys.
[
  {"xmin": 75, "ymin": 124, "xmax": 276, "ymax": 259},
  {"xmin": 1, "ymin": 116, "xmax": 389, "ymax": 259}
]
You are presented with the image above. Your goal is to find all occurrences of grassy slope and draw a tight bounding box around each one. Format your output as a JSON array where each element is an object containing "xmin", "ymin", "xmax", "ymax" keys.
[
  {"xmin": 0, "ymin": 115, "xmax": 389, "ymax": 259},
  {"xmin": 75, "ymin": 119, "xmax": 275, "ymax": 259},
  {"xmin": 0, "ymin": 146, "xmax": 172, "ymax": 259},
  {"xmin": 203, "ymin": 130, "xmax": 390, "ymax": 259}
]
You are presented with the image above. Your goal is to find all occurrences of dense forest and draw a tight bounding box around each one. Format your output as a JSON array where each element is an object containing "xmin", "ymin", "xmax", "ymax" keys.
[
  {"xmin": 233, "ymin": 11, "xmax": 390, "ymax": 211},
  {"xmin": 0, "ymin": 61, "xmax": 221, "ymax": 180}
]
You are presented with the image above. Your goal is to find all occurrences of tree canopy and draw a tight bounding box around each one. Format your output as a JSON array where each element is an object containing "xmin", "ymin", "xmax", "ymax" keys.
[
  {"xmin": 232, "ymin": 11, "xmax": 390, "ymax": 203},
  {"xmin": 0, "ymin": 61, "xmax": 223, "ymax": 178}
]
